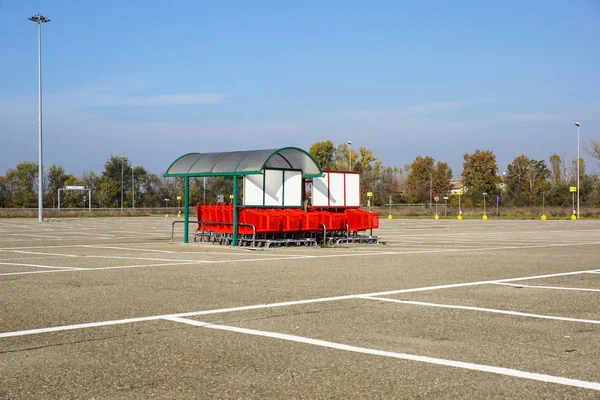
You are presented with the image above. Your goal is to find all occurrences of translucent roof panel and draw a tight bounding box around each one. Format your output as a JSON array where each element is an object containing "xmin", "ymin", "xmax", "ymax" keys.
[{"xmin": 164, "ymin": 147, "xmax": 322, "ymax": 177}]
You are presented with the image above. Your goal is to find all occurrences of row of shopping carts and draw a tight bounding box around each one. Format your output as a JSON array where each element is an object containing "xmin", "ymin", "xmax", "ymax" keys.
[{"xmin": 194, "ymin": 202, "xmax": 379, "ymax": 247}]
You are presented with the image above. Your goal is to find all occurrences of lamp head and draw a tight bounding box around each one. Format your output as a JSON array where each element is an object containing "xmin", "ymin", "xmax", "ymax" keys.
[
  {"xmin": 347, "ymin": 141, "xmax": 352, "ymax": 145},
  {"xmin": 29, "ymin": 14, "xmax": 50, "ymax": 23},
  {"xmin": 575, "ymin": 122, "xmax": 580, "ymax": 127}
]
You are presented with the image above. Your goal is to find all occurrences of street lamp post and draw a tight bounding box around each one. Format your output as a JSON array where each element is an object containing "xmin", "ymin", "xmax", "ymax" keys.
[
  {"xmin": 483, "ymin": 192, "xmax": 488, "ymax": 215},
  {"xmin": 29, "ymin": 14, "xmax": 50, "ymax": 223},
  {"xmin": 429, "ymin": 173, "xmax": 433, "ymax": 207},
  {"xmin": 131, "ymin": 167, "xmax": 135, "ymax": 209},
  {"xmin": 542, "ymin": 191, "xmax": 545, "ymax": 215},
  {"xmin": 575, "ymin": 122, "xmax": 580, "ymax": 219},
  {"xmin": 347, "ymin": 141, "xmax": 352, "ymax": 171},
  {"xmin": 120, "ymin": 156, "xmax": 124, "ymax": 211}
]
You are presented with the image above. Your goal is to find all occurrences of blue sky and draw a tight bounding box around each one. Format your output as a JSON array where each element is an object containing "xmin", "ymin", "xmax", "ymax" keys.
[{"xmin": 1, "ymin": 0, "xmax": 599, "ymax": 177}]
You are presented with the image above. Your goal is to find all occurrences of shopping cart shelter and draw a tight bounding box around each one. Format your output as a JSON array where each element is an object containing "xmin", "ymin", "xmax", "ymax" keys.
[{"xmin": 164, "ymin": 147, "xmax": 379, "ymax": 247}]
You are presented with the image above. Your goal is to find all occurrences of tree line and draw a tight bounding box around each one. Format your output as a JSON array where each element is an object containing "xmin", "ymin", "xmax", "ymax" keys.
[
  {"xmin": 309, "ymin": 140, "xmax": 600, "ymax": 208},
  {"xmin": 1, "ymin": 140, "xmax": 600, "ymax": 209}
]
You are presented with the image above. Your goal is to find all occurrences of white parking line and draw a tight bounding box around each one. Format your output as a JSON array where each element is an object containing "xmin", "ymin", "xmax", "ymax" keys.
[
  {"xmin": 4, "ymin": 239, "xmax": 600, "ymax": 278},
  {"xmin": 163, "ymin": 316, "xmax": 600, "ymax": 391},
  {"xmin": 0, "ymin": 262, "xmax": 208, "ymax": 276},
  {"xmin": 358, "ymin": 296, "xmax": 600, "ymax": 325},
  {"xmin": 80, "ymin": 245, "xmax": 175, "ymax": 253},
  {"xmin": 0, "ymin": 262, "xmax": 86, "ymax": 271},
  {"xmin": 2, "ymin": 267, "xmax": 598, "ymax": 338},
  {"xmin": 492, "ymin": 282, "xmax": 600, "ymax": 293},
  {"xmin": 0, "ymin": 249, "xmax": 79, "ymax": 257}
]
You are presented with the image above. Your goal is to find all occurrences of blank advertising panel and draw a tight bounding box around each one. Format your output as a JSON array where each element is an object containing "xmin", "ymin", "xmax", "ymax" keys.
[
  {"xmin": 345, "ymin": 173, "xmax": 360, "ymax": 207},
  {"xmin": 264, "ymin": 169, "xmax": 284, "ymax": 206},
  {"xmin": 328, "ymin": 172, "xmax": 345, "ymax": 206},
  {"xmin": 283, "ymin": 170, "xmax": 302, "ymax": 207},
  {"xmin": 243, "ymin": 175, "xmax": 264, "ymax": 206},
  {"xmin": 311, "ymin": 173, "xmax": 329, "ymax": 207}
]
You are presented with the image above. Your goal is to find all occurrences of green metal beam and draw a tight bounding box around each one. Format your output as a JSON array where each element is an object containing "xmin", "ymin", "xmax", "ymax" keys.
[
  {"xmin": 232, "ymin": 175, "xmax": 238, "ymax": 247},
  {"xmin": 184, "ymin": 177, "xmax": 189, "ymax": 243}
]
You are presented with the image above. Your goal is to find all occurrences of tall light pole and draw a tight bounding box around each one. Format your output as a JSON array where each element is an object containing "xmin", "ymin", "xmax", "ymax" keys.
[
  {"xmin": 347, "ymin": 141, "xmax": 352, "ymax": 171},
  {"xmin": 575, "ymin": 122, "xmax": 580, "ymax": 219},
  {"xmin": 120, "ymin": 156, "xmax": 125, "ymax": 211},
  {"xmin": 429, "ymin": 173, "xmax": 433, "ymax": 207},
  {"xmin": 29, "ymin": 14, "xmax": 50, "ymax": 223},
  {"xmin": 131, "ymin": 166, "xmax": 135, "ymax": 209}
]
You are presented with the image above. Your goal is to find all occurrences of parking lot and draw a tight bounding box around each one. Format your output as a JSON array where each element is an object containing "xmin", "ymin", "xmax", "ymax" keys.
[{"xmin": 1, "ymin": 217, "xmax": 599, "ymax": 399}]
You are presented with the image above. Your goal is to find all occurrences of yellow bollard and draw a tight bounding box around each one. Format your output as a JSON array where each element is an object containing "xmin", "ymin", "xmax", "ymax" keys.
[
  {"xmin": 457, "ymin": 215, "xmax": 462, "ymax": 221},
  {"xmin": 165, "ymin": 214, "xmax": 169, "ymax": 218},
  {"xmin": 482, "ymin": 215, "xmax": 488, "ymax": 221},
  {"xmin": 541, "ymin": 214, "xmax": 547, "ymax": 220},
  {"xmin": 434, "ymin": 214, "xmax": 439, "ymax": 220},
  {"xmin": 571, "ymin": 214, "xmax": 576, "ymax": 220},
  {"xmin": 387, "ymin": 214, "xmax": 393, "ymax": 220}
]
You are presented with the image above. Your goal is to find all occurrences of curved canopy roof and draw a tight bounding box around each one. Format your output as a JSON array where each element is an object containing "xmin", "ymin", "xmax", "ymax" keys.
[{"xmin": 164, "ymin": 147, "xmax": 323, "ymax": 178}]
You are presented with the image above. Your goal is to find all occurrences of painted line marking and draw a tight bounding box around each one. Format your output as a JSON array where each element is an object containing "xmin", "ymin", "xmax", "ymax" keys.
[
  {"xmin": 0, "ymin": 262, "xmax": 86, "ymax": 271},
  {"xmin": 358, "ymin": 296, "xmax": 600, "ymax": 325},
  {"xmin": 492, "ymin": 282, "xmax": 600, "ymax": 293},
  {"xmin": 0, "ymin": 250, "xmax": 79, "ymax": 257},
  {"xmin": 2, "ymin": 268, "xmax": 599, "ymax": 338},
  {"xmin": 1, "ymin": 239, "xmax": 600, "ymax": 278},
  {"xmin": 0, "ymin": 262, "xmax": 202, "ymax": 276},
  {"xmin": 162, "ymin": 316, "xmax": 600, "ymax": 391},
  {"xmin": 79, "ymin": 245, "xmax": 175, "ymax": 254}
]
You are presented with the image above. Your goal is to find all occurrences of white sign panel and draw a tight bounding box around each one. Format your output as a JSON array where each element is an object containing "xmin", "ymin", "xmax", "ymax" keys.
[
  {"xmin": 311, "ymin": 173, "xmax": 330, "ymax": 207},
  {"xmin": 345, "ymin": 173, "xmax": 360, "ymax": 207},
  {"xmin": 244, "ymin": 169, "xmax": 303, "ymax": 207},
  {"xmin": 311, "ymin": 171, "xmax": 360, "ymax": 207},
  {"xmin": 243, "ymin": 175, "xmax": 264, "ymax": 206},
  {"xmin": 264, "ymin": 169, "xmax": 284, "ymax": 206},
  {"xmin": 283, "ymin": 170, "xmax": 302, "ymax": 207},
  {"xmin": 328, "ymin": 172, "xmax": 345, "ymax": 206}
]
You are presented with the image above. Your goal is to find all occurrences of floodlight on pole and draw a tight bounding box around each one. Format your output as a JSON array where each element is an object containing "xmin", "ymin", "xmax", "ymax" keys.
[
  {"xmin": 120, "ymin": 156, "xmax": 125, "ymax": 211},
  {"xmin": 347, "ymin": 141, "xmax": 352, "ymax": 171},
  {"xmin": 29, "ymin": 14, "xmax": 50, "ymax": 223},
  {"xmin": 575, "ymin": 122, "xmax": 580, "ymax": 219}
]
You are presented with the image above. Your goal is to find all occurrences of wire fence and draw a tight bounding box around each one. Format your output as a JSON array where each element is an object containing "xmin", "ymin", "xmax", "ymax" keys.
[{"xmin": 1, "ymin": 205, "xmax": 598, "ymax": 219}]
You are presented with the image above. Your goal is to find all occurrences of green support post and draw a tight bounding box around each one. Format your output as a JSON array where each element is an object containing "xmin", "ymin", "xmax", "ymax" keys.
[
  {"xmin": 232, "ymin": 175, "xmax": 239, "ymax": 247},
  {"xmin": 183, "ymin": 177, "xmax": 189, "ymax": 243}
]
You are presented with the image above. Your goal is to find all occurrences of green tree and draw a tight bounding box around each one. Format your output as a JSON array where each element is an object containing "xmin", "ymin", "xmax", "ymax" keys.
[
  {"xmin": 130, "ymin": 166, "xmax": 148, "ymax": 208},
  {"xmin": 331, "ymin": 142, "xmax": 358, "ymax": 171},
  {"xmin": 61, "ymin": 175, "xmax": 86, "ymax": 208},
  {"xmin": 135, "ymin": 172, "xmax": 165, "ymax": 208},
  {"xmin": 374, "ymin": 166, "xmax": 405, "ymax": 206},
  {"xmin": 0, "ymin": 176, "xmax": 9, "ymax": 207},
  {"xmin": 404, "ymin": 156, "xmax": 434, "ymax": 203},
  {"xmin": 308, "ymin": 140, "xmax": 335, "ymax": 170},
  {"xmin": 548, "ymin": 154, "xmax": 563, "ymax": 184},
  {"xmin": 6, "ymin": 161, "xmax": 38, "ymax": 208},
  {"xmin": 354, "ymin": 146, "xmax": 381, "ymax": 203},
  {"xmin": 505, "ymin": 155, "xmax": 549, "ymax": 206},
  {"xmin": 45, "ymin": 164, "xmax": 76, "ymax": 208},
  {"xmin": 432, "ymin": 161, "xmax": 453, "ymax": 199},
  {"xmin": 461, "ymin": 150, "xmax": 499, "ymax": 204},
  {"xmin": 96, "ymin": 155, "xmax": 131, "ymax": 209}
]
